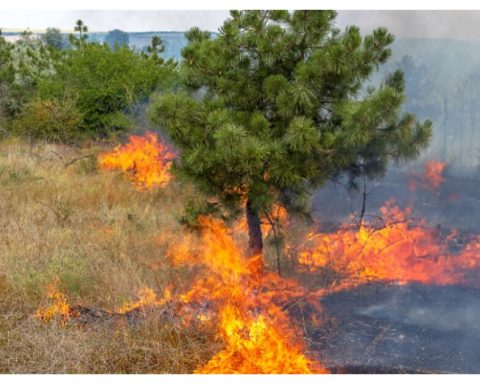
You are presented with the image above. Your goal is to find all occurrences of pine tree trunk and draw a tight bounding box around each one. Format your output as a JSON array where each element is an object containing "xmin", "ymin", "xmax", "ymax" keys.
[{"xmin": 246, "ymin": 198, "xmax": 263, "ymax": 258}]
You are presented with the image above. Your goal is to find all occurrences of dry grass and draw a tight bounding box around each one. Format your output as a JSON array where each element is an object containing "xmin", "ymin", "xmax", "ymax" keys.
[{"xmin": 0, "ymin": 138, "xmax": 220, "ymax": 373}]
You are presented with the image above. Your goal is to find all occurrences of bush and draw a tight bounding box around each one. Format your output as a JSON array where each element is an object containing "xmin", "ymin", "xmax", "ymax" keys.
[
  {"xmin": 38, "ymin": 43, "xmax": 176, "ymax": 137},
  {"xmin": 13, "ymin": 95, "xmax": 83, "ymax": 142}
]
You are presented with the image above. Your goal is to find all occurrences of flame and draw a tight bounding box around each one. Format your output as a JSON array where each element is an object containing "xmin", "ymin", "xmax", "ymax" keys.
[
  {"xmin": 116, "ymin": 287, "xmax": 172, "ymax": 314},
  {"xmin": 35, "ymin": 283, "xmax": 71, "ymax": 324},
  {"xmin": 424, "ymin": 160, "xmax": 446, "ymax": 191},
  {"xmin": 195, "ymin": 304, "xmax": 326, "ymax": 374},
  {"xmin": 234, "ymin": 204, "xmax": 288, "ymax": 236},
  {"xmin": 36, "ymin": 215, "xmax": 325, "ymax": 373},
  {"xmin": 298, "ymin": 199, "xmax": 480, "ymax": 287},
  {"xmin": 99, "ymin": 133, "xmax": 174, "ymax": 189},
  {"xmin": 179, "ymin": 217, "xmax": 325, "ymax": 373}
]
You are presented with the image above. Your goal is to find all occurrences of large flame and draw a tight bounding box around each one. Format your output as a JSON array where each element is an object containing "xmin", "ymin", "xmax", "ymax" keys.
[
  {"xmin": 298, "ymin": 199, "xmax": 480, "ymax": 287},
  {"xmin": 99, "ymin": 133, "xmax": 174, "ymax": 189},
  {"xmin": 172, "ymin": 216, "xmax": 325, "ymax": 373},
  {"xmin": 44, "ymin": 130, "xmax": 465, "ymax": 373},
  {"xmin": 36, "ymin": 216, "xmax": 326, "ymax": 373},
  {"xmin": 196, "ymin": 304, "xmax": 323, "ymax": 374}
]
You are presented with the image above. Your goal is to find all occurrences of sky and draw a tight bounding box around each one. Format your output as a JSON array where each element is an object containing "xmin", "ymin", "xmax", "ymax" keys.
[{"xmin": 1, "ymin": 10, "xmax": 480, "ymax": 41}]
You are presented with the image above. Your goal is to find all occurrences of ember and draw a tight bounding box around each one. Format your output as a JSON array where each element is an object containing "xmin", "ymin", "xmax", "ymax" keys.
[{"xmin": 99, "ymin": 133, "xmax": 174, "ymax": 189}]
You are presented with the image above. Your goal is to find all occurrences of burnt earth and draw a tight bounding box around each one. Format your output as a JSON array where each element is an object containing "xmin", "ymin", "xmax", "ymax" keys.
[{"xmin": 311, "ymin": 282, "xmax": 480, "ymax": 374}]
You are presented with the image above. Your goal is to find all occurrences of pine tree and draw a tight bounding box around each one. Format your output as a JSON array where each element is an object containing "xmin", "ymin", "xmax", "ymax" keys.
[
  {"xmin": 146, "ymin": 36, "xmax": 165, "ymax": 61},
  {"xmin": 150, "ymin": 10, "xmax": 432, "ymax": 261},
  {"xmin": 69, "ymin": 20, "xmax": 88, "ymax": 47}
]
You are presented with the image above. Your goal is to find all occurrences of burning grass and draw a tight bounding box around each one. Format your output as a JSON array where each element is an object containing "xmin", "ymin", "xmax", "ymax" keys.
[
  {"xmin": 0, "ymin": 137, "xmax": 322, "ymax": 373},
  {"xmin": 0, "ymin": 138, "xmax": 215, "ymax": 373},
  {"xmin": 2, "ymin": 137, "xmax": 480, "ymax": 373},
  {"xmin": 98, "ymin": 132, "xmax": 174, "ymax": 190},
  {"xmin": 31, "ymin": 215, "xmax": 325, "ymax": 373}
]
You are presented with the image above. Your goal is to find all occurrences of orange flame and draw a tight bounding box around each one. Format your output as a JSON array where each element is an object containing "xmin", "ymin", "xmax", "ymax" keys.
[
  {"xmin": 99, "ymin": 133, "xmax": 174, "ymax": 189},
  {"xmin": 35, "ymin": 283, "xmax": 71, "ymax": 324},
  {"xmin": 116, "ymin": 287, "xmax": 172, "ymax": 314},
  {"xmin": 35, "ymin": 215, "xmax": 325, "ymax": 373},
  {"xmin": 174, "ymin": 216, "xmax": 324, "ymax": 373},
  {"xmin": 234, "ymin": 204, "xmax": 288, "ymax": 236},
  {"xmin": 195, "ymin": 304, "xmax": 326, "ymax": 374},
  {"xmin": 423, "ymin": 160, "xmax": 446, "ymax": 191},
  {"xmin": 298, "ymin": 199, "xmax": 480, "ymax": 287}
]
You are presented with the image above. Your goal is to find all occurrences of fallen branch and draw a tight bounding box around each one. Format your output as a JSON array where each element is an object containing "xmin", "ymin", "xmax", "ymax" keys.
[{"xmin": 64, "ymin": 153, "xmax": 95, "ymax": 168}]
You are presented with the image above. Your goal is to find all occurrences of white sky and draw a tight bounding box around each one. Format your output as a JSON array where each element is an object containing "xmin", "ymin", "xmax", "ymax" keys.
[{"xmin": 1, "ymin": 10, "xmax": 480, "ymax": 41}]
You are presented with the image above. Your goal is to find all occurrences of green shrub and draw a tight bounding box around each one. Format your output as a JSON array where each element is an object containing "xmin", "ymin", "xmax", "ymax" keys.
[
  {"xmin": 13, "ymin": 95, "xmax": 83, "ymax": 142},
  {"xmin": 38, "ymin": 43, "xmax": 176, "ymax": 137}
]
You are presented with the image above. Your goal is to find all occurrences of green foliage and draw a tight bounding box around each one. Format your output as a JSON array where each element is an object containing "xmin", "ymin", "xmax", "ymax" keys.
[
  {"xmin": 38, "ymin": 42, "xmax": 175, "ymax": 136},
  {"xmin": 69, "ymin": 19, "xmax": 89, "ymax": 47},
  {"xmin": 0, "ymin": 31, "xmax": 55, "ymax": 121},
  {"xmin": 12, "ymin": 93, "xmax": 83, "ymax": 142},
  {"xmin": 10, "ymin": 31, "xmax": 56, "ymax": 89},
  {"xmin": 144, "ymin": 35, "xmax": 166, "ymax": 63},
  {"xmin": 1, "ymin": 19, "xmax": 178, "ymax": 142},
  {"xmin": 0, "ymin": 34, "xmax": 15, "ymax": 120},
  {"xmin": 150, "ymin": 10, "xmax": 432, "ymax": 228},
  {"xmin": 105, "ymin": 29, "xmax": 130, "ymax": 49},
  {"xmin": 42, "ymin": 27, "xmax": 68, "ymax": 51}
]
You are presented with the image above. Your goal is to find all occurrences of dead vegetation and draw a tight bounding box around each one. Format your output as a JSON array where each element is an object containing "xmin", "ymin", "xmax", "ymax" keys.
[{"xmin": 0, "ymin": 138, "xmax": 221, "ymax": 373}]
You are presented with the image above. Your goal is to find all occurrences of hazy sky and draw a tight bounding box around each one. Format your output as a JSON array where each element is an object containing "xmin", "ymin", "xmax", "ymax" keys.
[{"xmin": 1, "ymin": 10, "xmax": 480, "ymax": 40}]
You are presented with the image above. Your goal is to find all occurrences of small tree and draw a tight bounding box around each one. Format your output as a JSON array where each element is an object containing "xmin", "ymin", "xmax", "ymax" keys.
[
  {"xmin": 0, "ymin": 32, "xmax": 15, "ymax": 119},
  {"xmin": 42, "ymin": 27, "xmax": 67, "ymax": 50},
  {"xmin": 144, "ymin": 35, "xmax": 165, "ymax": 63},
  {"xmin": 150, "ymin": 10, "xmax": 432, "ymax": 260},
  {"xmin": 105, "ymin": 29, "xmax": 130, "ymax": 50},
  {"xmin": 69, "ymin": 20, "xmax": 88, "ymax": 47}
]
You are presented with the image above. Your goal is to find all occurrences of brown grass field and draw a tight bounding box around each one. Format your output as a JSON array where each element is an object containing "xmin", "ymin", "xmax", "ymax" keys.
[{"xmin": 0, "ymin": 138, "xmax": 225, "ymax": 373}]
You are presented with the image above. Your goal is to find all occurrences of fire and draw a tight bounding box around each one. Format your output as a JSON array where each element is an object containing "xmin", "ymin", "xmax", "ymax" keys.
[
  {"xmin": 143, "ymin": 216, "xmax": 326, "ymax": 372},
  {"xmin": 298, "ymin": 199, "xmax": 480, "ymax": 287},
  {"xmin": 177, "ymin": 217, "xmax": 325, "ymax": 373},
  {"xmin": 234, "ymin": 203, "xmax": 288, "ymax": 236},
  {"xmin": 116, "ymin": 287, "xmax": 171, "ymax": 314},
  {"xmin": 35, "ymin": 283, "xmax": 71, "ymax": 324},
  {"xmin": 196, "ymin": 304, "xmax": 325, "ymax": 374},
  {"xmin": 36, "ymin": 215, "xmax": 325, "ymax": 373},
  {"xmin": 424, "ymin": 160, "xmax": 446, "ymax": 191},
  {"xmin": 99, "ymin": 132, "xmax": 174, "ymax": 189}
]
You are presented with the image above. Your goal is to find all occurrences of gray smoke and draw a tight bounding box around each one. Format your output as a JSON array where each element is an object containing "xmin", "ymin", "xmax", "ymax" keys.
[{"xmin": 336, "ymin": 10, "xmax": 480, "ymax": 41}]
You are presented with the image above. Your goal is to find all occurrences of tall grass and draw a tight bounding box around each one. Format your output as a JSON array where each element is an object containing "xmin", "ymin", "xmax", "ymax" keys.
[{"xmin": 0, "ymin": 138, "xmax": 220, "ymax": 373}]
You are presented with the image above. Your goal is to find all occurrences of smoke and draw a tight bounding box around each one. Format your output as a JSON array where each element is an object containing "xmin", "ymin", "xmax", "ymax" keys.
[
  {"xmin": 0, "ymin": 10, "xmax": 230, "ymax": 32},
  {"xmin": 336, "ymin": 10, "xmax": 480, "ymax": 41}
]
